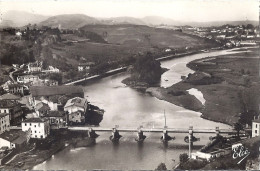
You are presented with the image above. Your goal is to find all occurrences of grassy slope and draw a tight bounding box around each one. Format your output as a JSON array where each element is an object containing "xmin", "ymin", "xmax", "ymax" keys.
[
  {"xmin": 81, "ymin": 24, "xmax": 216, "ymax": 48},
  {"xmin": 50, "ymin": 24, "xmax": 218, "ymax": 69},
  {"xmin": 150, "ymin": 48, "xmax": 260, "ymax": 125}
]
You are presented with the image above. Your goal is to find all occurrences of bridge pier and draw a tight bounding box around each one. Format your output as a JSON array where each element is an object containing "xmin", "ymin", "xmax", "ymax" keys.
[
  {"xmin": 161, "ymin": 129, "xmax": 174, "ymax": 142},
  {"xmin": 135, "ymin": 129, "xmax": 146, "ymax": 142},
  {"xmin": 188, "ymin": 126, "xmax": 193, "ymax": 158},
  {"xmin": 88, "ymin": 128, "xmax": 99, "ymax": 138},
  {"xmin": 109, "ymin": 128, "xmax": 122, "ymax": 142},
  {"xmin": 209, "ymin": 127, "xmax": 221, "ymax": 141}
]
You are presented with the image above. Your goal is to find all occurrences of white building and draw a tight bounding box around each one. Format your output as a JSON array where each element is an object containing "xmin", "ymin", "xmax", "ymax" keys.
[
  {"xmin": 0, "ymin": 113, "xmax": 10, "ymax": 134},
  {"xmin": 22, "ymin": 118, "xmax": 50, "ymax": 139},
  {"xmin": 64, "ymin": 97, "xmax": 88, "ymax": 114},
  {"xmin": 17, "ymin": 75, "xmax": 39, "ymax": 84},
  {"xmin": 252, "ymin": 119, "xmax": 260, "ymax": 137},
  {"xmin": 42, "ymin": 66, "xmax": 60, "ymax": 73}
]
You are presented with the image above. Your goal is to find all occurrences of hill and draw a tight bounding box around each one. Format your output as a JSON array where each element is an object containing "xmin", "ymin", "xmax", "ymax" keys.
[
  {"xmin": 100, "ymin": 17, "xmax": 146, "ymax": 25},
  {"xmin": 39, "ymin": 14, "xmax": 100, "ymax": 29},
  {"xmin": 80, "ymin": 24, "xmax": 216, "ymax": 49},
  {"xmin": 142, "ymin": 16, "xmax": 181, "ymax": 26},
  {"xmin": 1, "ymin": 10, "xmax": 49, "ymax": 27}
]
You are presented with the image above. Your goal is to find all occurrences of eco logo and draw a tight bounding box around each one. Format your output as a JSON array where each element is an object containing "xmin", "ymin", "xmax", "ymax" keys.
[{"xmin": 232, "ymin": 143, "xmax": 250, "ymax": 164}]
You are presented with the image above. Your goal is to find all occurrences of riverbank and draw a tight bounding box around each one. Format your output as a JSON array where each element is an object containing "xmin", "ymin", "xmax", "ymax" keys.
[
  {"xmin": 145, "ymin": 47, "xmax": 260, "ymax": 126},
  {"xmin": 176, "ymin": 136, "xmax": 260, "ymax": 170},
  {"xmin": 2, "ymin": 129, "xmax": 95, "ymax": 170}
]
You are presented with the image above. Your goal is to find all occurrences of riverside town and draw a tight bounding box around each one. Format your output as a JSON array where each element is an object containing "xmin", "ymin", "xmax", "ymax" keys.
[{"xmin": 0, "ymin": 0, "xmax": 259, "ymax": 170}]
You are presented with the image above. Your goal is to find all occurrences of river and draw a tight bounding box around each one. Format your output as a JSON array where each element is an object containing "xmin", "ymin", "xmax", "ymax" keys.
[{"xmin": 34, "ymin": 48, "xmax": 249, "ymax": 170}]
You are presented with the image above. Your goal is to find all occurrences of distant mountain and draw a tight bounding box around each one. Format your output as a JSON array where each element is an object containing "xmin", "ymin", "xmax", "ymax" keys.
[
  {"xmin": 188, "ymin": 20, "xmax": 259, "ymax": 27},
  {"xmin": 141, "ymin": 16, "xmax": 258, "ymax": 27},
  {"xmin": 39, "ymin": 14, "xmax": 100, "ymax": 29},
  {"xmin": 100, "ymin": 17, "xmax": 146, "ymax": 25},
  {"xmin": 142, "ymin": 16, "xmax": 181, "ymax": 26},
  {"xmin": 0, "ymin": 10, "xmax": 258, "ymax": 29},
  {"xmin": 0, "ymin": 10, "xmax": 49, "ymax": 27}
]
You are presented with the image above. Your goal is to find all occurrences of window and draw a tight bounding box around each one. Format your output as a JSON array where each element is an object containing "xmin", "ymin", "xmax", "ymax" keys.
[
  {"xmin": 30, "ymin": 123, "xmax": 32, "ymax": 126},
  {"xmin": 35, "ymin": 131, "xmax": 37, "ymax": 133},
  {"xmin": 255, "ymin": 130, "xmax": 258, "ymax": 134},
  {"xmin": 35, "ymin": 135, "xmax": 37, "ymax": 138},
  {"xmin": 25, "ymin": 123, "xmax": 27, "ymax": 126},
  {"xmin": 256, "ymin": 124, "xmax": 258, "ymax": 128},
  {"xmin": 35, "ymin": 125, "xmax": 36, "ymax": 127}
]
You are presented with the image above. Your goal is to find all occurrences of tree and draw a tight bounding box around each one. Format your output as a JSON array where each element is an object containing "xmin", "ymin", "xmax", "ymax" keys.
[
  {"xmin": 49, "ymin": 73, "xmax": 62, "ymax": 85},
  {"xmin": 179, "ymin": 153, "xmax": 189, "ymax": 163},
  {"xmin": 155, "ymin": 163, "xmax": 167, "ymax": 170},
  {"xmin": 233, "ymin": 122, "xmax": 243, "ymax": 139},
  {"xmin": 132, "ymin": 52, "xmax": 162, "ymax": 85}
]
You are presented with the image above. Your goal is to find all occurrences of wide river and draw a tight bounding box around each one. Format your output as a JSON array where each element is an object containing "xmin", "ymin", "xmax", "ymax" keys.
[{"xmin": 34, "ymin": 48, "xmax": 248, "ymax": 170}]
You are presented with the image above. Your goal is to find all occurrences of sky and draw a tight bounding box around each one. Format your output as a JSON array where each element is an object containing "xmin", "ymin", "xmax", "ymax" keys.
[{"xmin": 0, "ymin": 0, "xmax": 259, "ymax": 22}]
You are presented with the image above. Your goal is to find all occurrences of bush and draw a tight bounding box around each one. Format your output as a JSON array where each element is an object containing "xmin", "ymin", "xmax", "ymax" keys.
[
  {"xmin": 179, "ymin": 153, "xmax": 189, "ymax": 163},
  {"xmin": 155, "ymin": 163, "xmax": 167, "ymax": 170}
]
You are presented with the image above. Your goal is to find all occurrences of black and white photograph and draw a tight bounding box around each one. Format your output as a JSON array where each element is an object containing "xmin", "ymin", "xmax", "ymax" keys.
[{"xmin": 0, "ymin": 0, "xmax": 259, "ymax": 170}]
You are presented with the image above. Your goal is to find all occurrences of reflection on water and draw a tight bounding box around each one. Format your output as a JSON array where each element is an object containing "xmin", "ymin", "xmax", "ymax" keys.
[{"xmin": 34, "ymin": 49, "xmax": 239, "ymax": 170}]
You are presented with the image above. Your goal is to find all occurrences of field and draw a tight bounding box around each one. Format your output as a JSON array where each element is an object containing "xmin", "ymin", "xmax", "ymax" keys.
[{"xmin": 50, "ymin": 24, "xmax": 218, "ymax": 70}]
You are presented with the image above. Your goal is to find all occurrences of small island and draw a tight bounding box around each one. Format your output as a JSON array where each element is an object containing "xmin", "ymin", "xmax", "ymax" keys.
[{"xmin": 122, "ymin": 52, "xmax": 166, "ymax": 90}]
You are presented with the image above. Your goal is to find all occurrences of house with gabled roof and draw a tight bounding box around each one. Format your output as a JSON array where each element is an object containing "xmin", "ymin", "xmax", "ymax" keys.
[
  {"xmin": 0, "ymin": 130, "xmax": 27, "ymax": 149},
  {"xmin": 64, "ymin": 97, "xmax": 88, "ymax": 114},
  {"xmin": 29, "ymin": 86, "xmax": 84, "ymax": 110}
]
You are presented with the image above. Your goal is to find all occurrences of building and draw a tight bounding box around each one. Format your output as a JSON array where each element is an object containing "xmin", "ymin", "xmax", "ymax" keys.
[
  {"xmin": 17, "ymin": 75, "xmax": 39, "ymax": 84},
  {"xmin": 0, "ymin": 93, "xmax": 20, "ymax": 101},
  {"xmin": 22, "ymin": 118, "xmax": 50, "ymax": 139},
  {"xmin": 68, "ymin": 111, "xmax": 85, "ymax": 124},
  {"xmin": 0, "ymin": 113, "xmax": 10, "ymax": 134},
  {"xmin": 0, "ymin": 130, "xmax": 27, "ymax": 149},
  {"xmin": 43, "ymin": 111, "xmax": 67, "ymax": 127},
  {"xmin": 252, "ymin": 119, "xmax": 260, "ymax": 137},
  {"xmin": 42, "ymin": 66, "xmax": 60, "ymax": 73},
  {"xmin": 28, "ymin": 62, "xmax": 42, "ymax": 73},
  {"xmin": 78, "ymin": 62, "xmax": 95, "ymax": 72},
  {"xmin": 64, "ymin": 97, "xmax": 88, "ymax": 114},
  {"xmin": 35, "ymin": 102, "xmax": 50, "ymax": 117},
  {"xmin": 29, "ymin": 86, "xmax": 84, "ymax": 110},
  {"xmin": 0, "ymin": 100, "xmax": 23, "ymax": 126},
  {"xmin": 8, "ymin": 84, "xmax": 24, "ymax": 96}
]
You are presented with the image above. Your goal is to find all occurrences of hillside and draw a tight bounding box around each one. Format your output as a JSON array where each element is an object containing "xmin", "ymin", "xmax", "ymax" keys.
[
  {"xmin": 100, "ymin": 17, "xmax": 146, "ymax": 25},
  {"xmin": 80, "ymin": 24, "xmax": 217, "ymax": 49},
  {"xmin": 1, "ymin": 10, "xmax": 49, "ymax": 27},
  {"xmin": 39, "ymin": 14, "xmax": 100, "ymax": 29}
]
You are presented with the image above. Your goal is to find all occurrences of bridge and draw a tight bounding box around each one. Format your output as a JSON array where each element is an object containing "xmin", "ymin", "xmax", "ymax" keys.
[
  {"xmin": 68, "ymin": 126, "xmax": 236, "ymax": 134},
  {"xmin": 68, "ymin": 126, "xmax": 239, "ymax": 157}
]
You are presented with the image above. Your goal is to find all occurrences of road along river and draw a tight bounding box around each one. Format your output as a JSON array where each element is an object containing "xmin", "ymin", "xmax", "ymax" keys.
[{"xmin": 34, "ymin": 48, "xmax": 250, "ymax": 170}]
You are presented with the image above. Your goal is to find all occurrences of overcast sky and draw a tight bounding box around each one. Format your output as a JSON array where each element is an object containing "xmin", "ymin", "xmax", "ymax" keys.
[{"xmin": 0, "ymin": 0, "xmax": 259, "ymax": 22}]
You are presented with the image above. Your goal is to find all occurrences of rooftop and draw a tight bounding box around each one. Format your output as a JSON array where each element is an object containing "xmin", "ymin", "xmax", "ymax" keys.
[
  {"xmin": 0, "ymin": 100, "xmax": 20, "ymax": 109},
  {"xmin": 0, "ymin": 93, "xmax": 21, "ymax": 100},
  {"xmin": 23, "ymin": 117, "xmax": 47, "ymax": 123},
  {"xmin": 64, "ymin": 97, "xmax": 88, "ymax": 109},
  {"xmin": 253, "ymin": 119, "xmax": 260, "ymax": 123},
  {"xmin": 35, "ymin": 102, "xmax": 50, "ymax": 111},
  {"xmin": 0, "ymin": 113, "xmax": 9, "ymax": 118},
  {"xmin": 30, "ymin": 86, "xmax": 84, "ymax": 97},
  {"xmin": 8, "ymin": 84, "xmax": 24, "ymax": 89},
  {"xmin": 0, "ymin": 130, "xmax": 27, "ymax": 144},
  {"xmin": 45, "ymin": 111, "xmax": 65, "ymax": 117}
]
